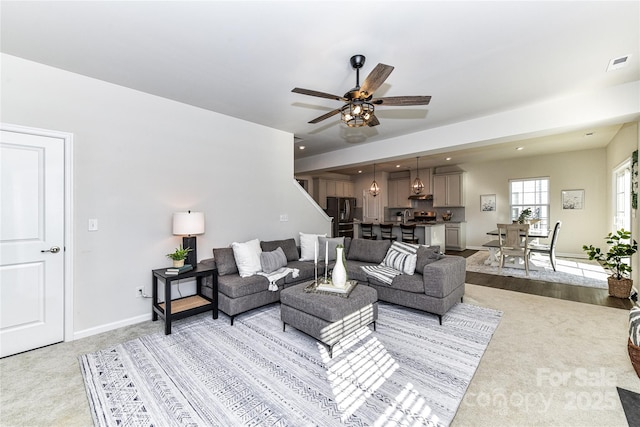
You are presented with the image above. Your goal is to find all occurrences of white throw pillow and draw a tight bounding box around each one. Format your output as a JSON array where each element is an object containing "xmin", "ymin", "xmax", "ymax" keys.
[
  {"xmin": 231, "ymin": 238, "xmax": 263, "ymax": 277},
  {"xmin": 299, "ymin": 232, "xmax": 327, "ymax": 261}
]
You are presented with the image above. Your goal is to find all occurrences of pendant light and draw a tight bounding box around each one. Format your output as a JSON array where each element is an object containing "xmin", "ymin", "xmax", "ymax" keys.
[
  {"xmin": 412, "ymin": 156, "xmax": 425, "ymax": 194},
  {"xmin": 369, "ymin": 163, "xmax": 380, "ymax": 197}
]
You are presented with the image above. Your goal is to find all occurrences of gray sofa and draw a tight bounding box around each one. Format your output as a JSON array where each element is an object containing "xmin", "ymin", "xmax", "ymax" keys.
[{"xmin": 202, "ymin": 237, "xmax": 465, "ymax": 325}]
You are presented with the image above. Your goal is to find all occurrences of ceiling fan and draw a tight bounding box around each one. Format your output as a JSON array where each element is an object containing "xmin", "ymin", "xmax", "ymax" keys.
[{"xmin": 292, "ymin": 54, "xmax": 431, "ymax": 128}]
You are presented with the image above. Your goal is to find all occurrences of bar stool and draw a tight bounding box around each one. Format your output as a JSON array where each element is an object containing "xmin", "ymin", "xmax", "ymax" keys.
[
  {"xmin": 361, "ymin": 223, "xmax": 377, "ymax": 240},
  {"xmin": 380, "ymin": 223, "xmax": 398, "ymax": 241},
  {"xmin": 400, "ymin": 223, "xmax": 419, "ymax": 244}
]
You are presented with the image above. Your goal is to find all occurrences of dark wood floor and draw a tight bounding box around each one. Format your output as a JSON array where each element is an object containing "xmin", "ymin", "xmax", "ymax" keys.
[{"xmin": 447, "ymin": 249, "xmax": 636, "ymax": 310}]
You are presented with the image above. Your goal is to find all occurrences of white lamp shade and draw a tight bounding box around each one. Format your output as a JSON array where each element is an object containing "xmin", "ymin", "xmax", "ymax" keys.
[{"xmin": 172, "ymin": 211, "xmax": 205, "ymax": 236}]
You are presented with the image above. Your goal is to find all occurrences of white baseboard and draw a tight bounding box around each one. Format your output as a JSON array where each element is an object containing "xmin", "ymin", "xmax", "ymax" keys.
[{"xmin": 72, "ymin": 313, "xmax": 152, "ymax": 341}]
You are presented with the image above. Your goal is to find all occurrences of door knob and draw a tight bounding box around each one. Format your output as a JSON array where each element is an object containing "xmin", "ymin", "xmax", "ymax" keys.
[{"xmin": 41, "ymin": 246, "xmax": 61, "ymax": 254}]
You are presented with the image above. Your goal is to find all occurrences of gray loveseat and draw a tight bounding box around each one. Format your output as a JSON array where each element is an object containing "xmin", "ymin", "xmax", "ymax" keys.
[{"xmin": 202, "ymin": 237, "xmax": 465, "ymax": 325}]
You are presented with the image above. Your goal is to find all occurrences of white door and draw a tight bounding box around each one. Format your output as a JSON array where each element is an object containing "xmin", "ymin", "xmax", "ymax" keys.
[
  {"xmin": 0, "ymin": 129, "xmax": 65, "ymax": 357},
  {"xmin": 362, "ymin": 189, "xmax": 382, "ymax": 223}
]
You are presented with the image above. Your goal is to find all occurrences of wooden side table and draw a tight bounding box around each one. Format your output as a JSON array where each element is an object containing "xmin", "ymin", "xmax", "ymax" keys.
[{"xmin": 151, "ymin": 264, "xmax": 218, "ymax": 334}]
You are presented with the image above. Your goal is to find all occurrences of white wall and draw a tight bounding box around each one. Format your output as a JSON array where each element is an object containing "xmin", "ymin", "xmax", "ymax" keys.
[
  {"xmin": 606, "ymin": 122, "xmax": 640, "ymax": 281},
  {"xmin": 462, "ymin": 149, "xmax": 606, "ymax": 256},
  {"xmin": 1, "ymin": 54, "xmax": 330, "ymax": 336},
  {"xmin": 460, "ymin": 139, "xmax": 640, "ymax": 256},
  {"xmin": 607, "ymin": 122, "xmax": 639, "ymax": 229}
]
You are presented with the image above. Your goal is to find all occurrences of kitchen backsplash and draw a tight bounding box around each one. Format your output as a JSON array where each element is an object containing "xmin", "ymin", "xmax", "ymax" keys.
[
  {"xmin": 385, "ymin": 200, "xmax": 465, "ymax": 222},
  {"xmin": 351, "ymin": 203, "xmax": 465, "ymax": 222}
]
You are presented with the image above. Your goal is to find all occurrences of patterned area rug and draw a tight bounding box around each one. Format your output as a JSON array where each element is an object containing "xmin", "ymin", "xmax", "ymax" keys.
[
  {"xmin": 80, "ymin": 302, "xmax": 501, "ymax": 427},
  {"xmin": 466, "ymin": 251, "xmax": 609, "ymax": 289}
]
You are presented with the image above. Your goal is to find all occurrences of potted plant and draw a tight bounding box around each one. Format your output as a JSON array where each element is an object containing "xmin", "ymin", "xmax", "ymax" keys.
[
  {"xmin": 583, "ymin": 229, "xmax": 638, "ymax": 298},
  {"xmin": 166, "ymin": 245, "xmax": 192, "ymax": 268},
  {"xmin": 517, "ymin": 208, "xmax": 532, "ymax": 224}
]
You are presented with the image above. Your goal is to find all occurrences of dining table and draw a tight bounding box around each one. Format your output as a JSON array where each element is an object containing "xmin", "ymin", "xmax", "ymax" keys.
[{"xmin": 483, "ymin": 226, "xmax": 551, "ymax": 268}]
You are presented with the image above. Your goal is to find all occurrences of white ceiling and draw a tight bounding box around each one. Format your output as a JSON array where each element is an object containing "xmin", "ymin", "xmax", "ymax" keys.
[{"xmin": 1, "ymin": 1, "xmax": 639, "ymax": 175}]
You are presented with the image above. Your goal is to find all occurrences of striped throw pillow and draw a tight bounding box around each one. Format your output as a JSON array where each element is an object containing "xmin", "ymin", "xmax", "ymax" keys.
[
  {"xmin": 630, "ymin": 306, "xmax": 640, "ymax": 347},
  {"xmin": 381, "ymin": 242, "xmax": 419, "ymax": 275}
]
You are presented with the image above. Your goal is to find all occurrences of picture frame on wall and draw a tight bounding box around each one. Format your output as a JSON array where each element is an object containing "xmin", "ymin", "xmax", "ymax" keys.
[
  {"xmin": 562, "ymin": 189, "xmax": 584, "ymax": 210},
  {"xmin": 480, "ymin": 194, "xmax": 496, "ymax": 212}
]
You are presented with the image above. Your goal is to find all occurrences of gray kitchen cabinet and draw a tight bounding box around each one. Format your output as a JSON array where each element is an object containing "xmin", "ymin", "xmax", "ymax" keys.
[
  {"xmin": 388, "ymin": 178, "xmax": 412, "ymax": 208},
  {"xmin": 335, "ymin": 180, "xmax": 355, "ymax": 197},
  {"xmin": 445, "ymin": 222, "xmax": 467, "ymax": 250},
  {"xmin": 313, "ymin": 178, "xmax": 355, "ymax": 208},
  {"xmin": 313, "ymin": 178, "xmax": 327, "ymax": 208},
  {"xmin": 433, "ymin": 172, "xmax": 465, "ymax": 207},
  {"xmin": 325, "ymin": 180, "xmax": 336, "ymax": 198}
]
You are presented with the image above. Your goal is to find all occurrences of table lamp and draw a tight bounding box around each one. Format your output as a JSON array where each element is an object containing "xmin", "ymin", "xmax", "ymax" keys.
[{"xmin": 172, "ymin": 211, "xmax": 205, "ymax": 267}]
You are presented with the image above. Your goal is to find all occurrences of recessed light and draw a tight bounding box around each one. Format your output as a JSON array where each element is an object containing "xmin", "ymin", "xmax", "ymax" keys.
[
  {"xmin": 516, "ymin": 147, "xmax": 524, "ymax": 151},
  {"xmin": 358, "ymin": 170, "xmax": 363, "ymax": 173},
  {"xmin": 396, "ymin": 164, "xmax": 401, "ymax": 168},
  {"xmin": 445, "ymin": 157, "xmax": 452, "ymax": 161},
  {"xmin": 299, "ymin": 145, "xmax": 305, "ymax": 150}
]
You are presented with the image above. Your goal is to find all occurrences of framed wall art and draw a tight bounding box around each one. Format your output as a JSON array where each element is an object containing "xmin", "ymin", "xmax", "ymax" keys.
[
  {"xmin": 480, "ymin": 194, "xmax": 496, "ymax": 212},
  {"xmin": 561, "ymin": 189, "xmax": 584, "ymax": 210}
]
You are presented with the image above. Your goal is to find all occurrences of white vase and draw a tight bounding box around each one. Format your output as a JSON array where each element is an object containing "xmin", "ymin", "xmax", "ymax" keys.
[
  {"xmin": 173, "ymin": 259, "xmax": 185, "ymax": 268},
  {"xmin": 331, "ymin": 247, "xmax": 348, "ymax": 288}
]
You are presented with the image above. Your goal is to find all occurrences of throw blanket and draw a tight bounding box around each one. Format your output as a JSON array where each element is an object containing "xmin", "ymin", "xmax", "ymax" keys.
[
  {"xmin": 360, "ymin": 265, "xmax": 402, "ymax": 285},
  {"xmin": 257, "ymin": 267, "xmax": 299, "ymax": 291}
]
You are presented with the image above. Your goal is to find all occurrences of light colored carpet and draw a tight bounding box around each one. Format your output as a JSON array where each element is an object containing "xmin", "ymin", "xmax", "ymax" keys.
[
  {"xmin": 466, "ymin": 251, "xmax": 609, "ymax": 289},
  {"xmin": 455, "ymin": 284, "xmax": 639, "ymax": 427},
  {"xmin": 1, "ymin": 285, "xmax": 637, "ymax": 427},
  {"xmin": 80, "ymin": 302, "xmax": 502, "ymax": 427}
]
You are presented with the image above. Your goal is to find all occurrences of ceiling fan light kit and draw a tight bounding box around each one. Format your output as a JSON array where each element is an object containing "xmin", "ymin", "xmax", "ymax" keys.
[
  {"xmin": 341, "ymin": 100, "xmax": 375, "ymax": 127},
  {"xmin": 292, "ymin": 54, "xmax": 431, "ymax": 128}
]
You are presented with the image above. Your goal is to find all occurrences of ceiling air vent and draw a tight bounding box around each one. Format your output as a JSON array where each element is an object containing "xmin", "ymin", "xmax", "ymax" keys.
[{"xmin": 607, "ymin": 55, "xmax": 630, "ymax": 71}]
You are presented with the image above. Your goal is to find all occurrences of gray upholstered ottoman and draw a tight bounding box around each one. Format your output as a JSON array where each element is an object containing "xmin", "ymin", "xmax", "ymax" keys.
[{"xmin": 280, "ymin": 282, "xmax": 378, "ymax": 357}]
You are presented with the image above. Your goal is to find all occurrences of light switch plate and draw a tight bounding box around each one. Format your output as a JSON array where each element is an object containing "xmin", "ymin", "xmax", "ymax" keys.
[
  {"xmin": 279, "ymin": 214, "xmax": 289, "ymax": 222},
  {"xmin": 88, "ymin": 218, "xmax": 98, "ymax": 231}
]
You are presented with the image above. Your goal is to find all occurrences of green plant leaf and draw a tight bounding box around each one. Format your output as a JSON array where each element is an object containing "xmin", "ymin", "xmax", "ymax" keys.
[{"xmin": 582, "ymin": 229, "xmax": 637, "ymax": 279}]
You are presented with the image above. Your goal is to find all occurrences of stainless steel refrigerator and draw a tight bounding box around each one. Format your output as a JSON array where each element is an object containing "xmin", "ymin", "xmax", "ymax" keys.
[{"xmin": 326, "ymin": 197, "xmax": 356, "ymax": 238}]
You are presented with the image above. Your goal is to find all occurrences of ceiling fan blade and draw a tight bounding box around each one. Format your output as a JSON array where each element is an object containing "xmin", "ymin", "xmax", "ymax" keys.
[
  {"xmin": 371, "ymin": 96, "xmax": 432, "ymax": 106},
  {"xmin": 359, "ymin": 63, "xmax": 394, "ymax": 97},
  {"xmin": 292, "ymin": 87, "xmax": 347, "ymax": 102},
  {"xmin": 367, "ymin": 115, "xmax": 380, "ymax": 127},
  {"xmin": 308, "ymin": 108, "xmax": 341, "ymax": 124}
]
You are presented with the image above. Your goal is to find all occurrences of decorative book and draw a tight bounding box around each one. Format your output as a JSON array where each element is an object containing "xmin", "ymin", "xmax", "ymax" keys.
[{"xmin": 165, "ymin": 264, "xmax": 193, "ymax": 275}]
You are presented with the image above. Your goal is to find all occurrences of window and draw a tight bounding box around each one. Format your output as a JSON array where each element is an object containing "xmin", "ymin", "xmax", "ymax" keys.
[
  {"xmin": 614, "ymin": 160, "xmax": 631, "ymax": 231},
  {"xmin": 509, "ymin": 177, "xmax": 550, "ymax": 231}
]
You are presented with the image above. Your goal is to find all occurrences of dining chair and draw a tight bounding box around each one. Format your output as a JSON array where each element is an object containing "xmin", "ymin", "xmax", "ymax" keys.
[
  {"xmin": 400, "ymin": 223, "xmax": 419, "ymax": 244},
  {"xmin": 497, "ymin": 223, "xmax": 530, "ymax": 275},
  {"xmin": 380, "ymin": 223, "xmax": 398, "ymax": 241},
  {"xmin": 529, "ymin": 221, "xmax": 562, "ymax": 271},
  {"xmin": 361, "ymin": 223, "xmax": 377, "ymax": 240}
]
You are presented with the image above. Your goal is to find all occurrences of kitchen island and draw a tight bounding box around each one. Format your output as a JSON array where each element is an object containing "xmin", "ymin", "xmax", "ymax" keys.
[{"xmin": 353, "ymin": 221, "xmax": 445, "ymax": 247}]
